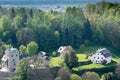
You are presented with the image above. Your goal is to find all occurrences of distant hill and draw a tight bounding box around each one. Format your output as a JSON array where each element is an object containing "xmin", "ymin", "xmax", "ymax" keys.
[{"xmin": 0, "ymin": 0, "xmax": 119, "ymax": 5}]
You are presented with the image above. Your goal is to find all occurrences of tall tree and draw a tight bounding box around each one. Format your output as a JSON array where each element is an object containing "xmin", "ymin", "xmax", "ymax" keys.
[
  {"xmin": 16, "ymin": 27, "xmax": 35, "ymax": 45},
  {"xmin": 83, "ymin": 18, "xmax": 93, "ymax": 41},
  {"xmin": 27, "ymin": 41, "xmax": 39, "ymax": 56}
]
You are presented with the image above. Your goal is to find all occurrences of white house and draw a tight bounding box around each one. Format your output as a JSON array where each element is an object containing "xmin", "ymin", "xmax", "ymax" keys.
[
  {"xmin": 0, "ymin": 48, "xmax": 19, "ymax": 72},
  {"xmin": 57, "ymin": 46, "xmax": 75, "ymax": 57},
  {"xmin": 91, "ymin": 48, "xmax": 112, "ymax": 64}
]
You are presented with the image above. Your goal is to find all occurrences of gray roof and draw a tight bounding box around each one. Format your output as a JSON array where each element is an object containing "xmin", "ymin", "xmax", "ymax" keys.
[{"xmin": 100, "ymin": 49, "xmax": 112, "ymax": 57}]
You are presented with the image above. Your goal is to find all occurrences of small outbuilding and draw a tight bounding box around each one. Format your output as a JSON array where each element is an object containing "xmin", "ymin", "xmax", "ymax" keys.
[{"xmin": 91, "ymin": 48, "xmax": 112, "ymax": 64}]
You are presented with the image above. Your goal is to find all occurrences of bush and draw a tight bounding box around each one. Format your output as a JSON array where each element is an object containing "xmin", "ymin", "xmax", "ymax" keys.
[
  {"xmin": 71, "ymin": 74, "xmax": 82, "ymax": 80},
  {"xmin": 55, "ymin": 77, "xmax": 61, "ymax": 80},
  {"xmin": 52, "ymin": 51, "xmax": 57, "ymax": 57},
  {"xmin": 82, "ymin": 71, "xmax": 100, "ymax": 80},
  {"xmin": 101, "ymin": 72, "xmax": 118, "ymax": 80},
  {"xmin": 115, "ymin": 63, "xmax": 120, "ymax": 79},
  {"xmin": 80, "ymin": 44, "xmax": 86, "ymax": 49},
  {"xmin": 58, "ymin": 67, "xmax": 71, "ymax": 80}
]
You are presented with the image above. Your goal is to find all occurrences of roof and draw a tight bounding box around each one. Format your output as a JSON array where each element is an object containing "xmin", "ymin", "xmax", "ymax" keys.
[
  {"xmin": 100, "ymin": 49, "xmax": 112, "ymax": 57},
  {"xmin": 5, "ymin": 48, "xmax": 19, "ymax": 55},
  {"xmin": 1, "ymin": 55, "xmax": 8, "ymax": 61}
]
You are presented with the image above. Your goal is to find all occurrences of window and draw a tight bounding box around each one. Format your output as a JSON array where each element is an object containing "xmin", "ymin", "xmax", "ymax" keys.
[
  {"xmin": 98, "ymin": 57, "xmax": 99, "ymax": 59},
  {"xmin": 13, "ymin": 59, "xmax": 15, "ymax": 61},
  {"xmin": 14, "ymin": 64, "xmax": 16, "ymax": 66},
  {"xmin": 11, "ymin": 55, "xmax": 13, "ymax": 57},
  {"xmin": 16, "ymin": 54, "xmax": 18, "ymax": 57}
]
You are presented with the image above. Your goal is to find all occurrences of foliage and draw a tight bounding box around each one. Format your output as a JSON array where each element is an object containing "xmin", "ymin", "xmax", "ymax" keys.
[
  {"xmin": 19, "ymin": 45, "xmax": 27, "ymax": 55},
  {"xmin": 70, "ymin": 74, "xmax": 82, "ymax": 80},
  {"xmin": 101, "ymin": 72, "xmax": 118, "ymax": 80},
  {"xmin": 15, "ymin": 58, "xmax": 30, "ymax": 80},
  {"xmin": 115, "ymin": 63, "xmax": 120, "ymax": 79},
  {"xmin": 58, "ymin": 67, "xmax": 71, "ymax": 80},
  {"xmin": 63, "ymin": 46, "xmax": 78, "ymax": 69},
  {"xmin": 82, "ymin": 71, "xmax": 100, "ymax": 80},
  {"xmin": 27, "ymin": 41, "xmax": 39, "ymax": 56},
  {"xmin": 0, "ymin": 1, "xmax": 119, "ymax": 57}
]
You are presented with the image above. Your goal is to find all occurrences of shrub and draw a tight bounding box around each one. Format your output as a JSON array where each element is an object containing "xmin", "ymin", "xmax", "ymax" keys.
[
  {"xmin": 71, "ymin": 74, "xmax": 82, "ymax": 80},
  {"xmin": 55, "ymin": 77, "xmax": 61, "ymax": 80},
  {"xmin": 52, "ymin": 51, "xmax": 57, "ymax": 57},
  {"xmin": 82, "ymin": 71, "xmax": 100, "ymax": 80},
  {"xmin": 80, "ymin": 44, "xmax": 86, "ymax": 49},
  {"xmin": 115, "ymin": 63, "xmax": 120, "ymax": 79},
  {"xmin": 58, "ymin": 67, "xmax": 71, "ymax": 80},
  {"xmin": 101, "ymin": 72, "xmax": 118, "ymax": 80}
]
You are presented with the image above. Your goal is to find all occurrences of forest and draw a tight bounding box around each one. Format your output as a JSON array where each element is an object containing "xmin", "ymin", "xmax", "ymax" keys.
[
  {"xmin": 0, "ymin": 1, "xmax": 120, "ymax": 56},
  {"xmin": 0, "ymin": 1, "xmax": 120, "ymax": 80}
]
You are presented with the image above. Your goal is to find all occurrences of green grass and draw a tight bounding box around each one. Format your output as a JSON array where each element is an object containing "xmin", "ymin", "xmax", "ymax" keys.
[
  {"xmin": 50, "ymin": 45, "xmax": 120, "ymax": 71},
  {"xmin": 50, "ymin": 53, "xmax": 120, "ymax": 71},
  {"xmin": 50, "ymin": 57, "xmax": 64, "ymax": 67},
  {"xmin": 73, "ymin": 60, "xmax": 117, "ymax": 71},
  {"xmin": 77, "ymin": 54, "xmax": 91, "ymax": 62}
]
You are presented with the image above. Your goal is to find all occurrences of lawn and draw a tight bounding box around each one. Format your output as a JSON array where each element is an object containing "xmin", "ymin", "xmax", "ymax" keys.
[
  {"xmin": 50, "ymin": 45, "xmax": 120, "ymax": 71},
  {"xmin": 50, "ymin": 54, "xmax": 120, "ymax": 71}
]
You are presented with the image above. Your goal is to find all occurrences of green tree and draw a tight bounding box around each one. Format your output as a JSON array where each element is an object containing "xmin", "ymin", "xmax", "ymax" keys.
[
  {"xmin": 16, "ymin": 27, "xmax": 35, "ymax": 45},
  {"xmin": 116, "ymin": 63, "xmax": 120, "ymax": 79},
  {"xmin": 27, "ymin": 41, "xmax": 38, "ymax": 56},
  {"xmin": 71, "ymin": 74, "xmax": 82, "ymax": 80},
  {"xmin": 9, "ymin": 7, "xmax": 16, "ymax": 19},
  {"xmin": 16, "ymin": 58, "xmax": 30, "ymax": 80},
  {"xmin": 58, "ymin": 67, "xmax": 71, "ymax": 80},
  {"xmin": 19, "ymin": 45, "xmax": 27, "ymax": 55},
  {"xmin": 83, "ymin": 18, "xmax": 93, "ymax": 41},
  {"xmin": 13, "ymin": 15, "xmax": 23, "ymax": 30},
  {"xmin": 101, "ymin": 72, "xmax": 118, "ymax": 80},
  {"xmin": 64, "ymin": 46, "xmax": 78, "ymax": 69},
  {"xmin": 82, "ymin": 71, "xmax": 100, "ymax": 80}
]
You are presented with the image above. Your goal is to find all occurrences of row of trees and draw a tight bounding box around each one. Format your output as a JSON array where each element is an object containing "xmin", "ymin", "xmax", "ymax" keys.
[{"xmin": 0, "ymin": 1, "xmax": 120, "ymax": 56}]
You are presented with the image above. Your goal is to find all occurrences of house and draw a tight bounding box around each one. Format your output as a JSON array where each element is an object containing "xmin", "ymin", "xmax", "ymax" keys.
[
  {"xmin": 39, "ymin": 51, "xmax": 50, "ymax": 60},
  {"xmin": 0, "ymin": 48, "xmax": 19, "ymax": 72},
  {"xmin": 91, "ymin": 48, "xmax": 112, "ymax": 64},
  {"xmin": 57, "ymin": 46, "xmax": 75, "ymax": 57}
]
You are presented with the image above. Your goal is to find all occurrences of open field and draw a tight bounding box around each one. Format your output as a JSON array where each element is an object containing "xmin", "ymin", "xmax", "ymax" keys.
[{"xmin": 50, "ymin": 54, "xmax": 120, "ymax": 68}]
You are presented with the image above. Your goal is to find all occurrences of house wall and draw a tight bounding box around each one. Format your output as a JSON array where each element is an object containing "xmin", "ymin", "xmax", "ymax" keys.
[
  {"xmin": 91, "ymin": 52, "xmax": 112, "ymax": 64},
  {"xmin": 4, "ymin": 49, "xmax": 19, "ymax": 72},
  {"xmin": 91, "ymin": 53, "xmax": 106, "ymax": 64},
  {"xmin": 106, "ymin": 56, "xmax": 112, "ymax": 64},
  {"xmin": 8, "ymin": 53, "xmax": 19, "ymax": 71}
]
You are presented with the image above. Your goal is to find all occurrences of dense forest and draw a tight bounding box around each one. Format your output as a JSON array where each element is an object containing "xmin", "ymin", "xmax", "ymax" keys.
[{"xmin": 0, "ymin": 1, "xmax": 120, "ymax": 57}]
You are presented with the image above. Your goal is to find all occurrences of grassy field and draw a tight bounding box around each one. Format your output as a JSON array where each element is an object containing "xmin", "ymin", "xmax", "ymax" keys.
[{"xmin": 50, "ymin": 45, "xmax": 120, "ymax": 71}]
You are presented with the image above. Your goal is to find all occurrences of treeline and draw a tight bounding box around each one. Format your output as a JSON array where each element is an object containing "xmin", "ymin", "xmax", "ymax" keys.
[
  {"xmin": 85, "ymin": 1, "xmax": 120, "ymax": 49},
  {"xmin": 0, "ymin": 1, "xmax": 120, "ymax": 55}
]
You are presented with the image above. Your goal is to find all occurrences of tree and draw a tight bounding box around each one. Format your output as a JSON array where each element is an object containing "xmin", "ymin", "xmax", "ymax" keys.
[
  {"xmin": 83, "ymin": 18, "xmax": 93, "ymax": 41},
  {"xmin": 16, "ymin": 58, "xmax": 30, "ymax": 80},
  {"xmin": 71, "ymin": 74, "xmax": 82, "ymax": 80},
  {"xmin": 58, "ymin": 67, "xmax": 71, "ymax": 80},
  {"xmin": 82, "ymin": 71, "xmax": 100, "ymax": 80},
  {"xmin": 0, "ymin": 39, "xmax": 6, "ymax": 58},
  {"xmin": 17, "ymin": 8, "xmax": 27, "ymax": 27},
  {"xmin": 101, "ymin": 72, "xmax": 117, "ymax": 80},
  {"xmin": 116, "ymin": 63, "xmax": 120, "ymax": 79},
  {"xmin": 27, "ymin": 41, "xmax": 38, "ymax": 56},
  {"xmin": 0, "ymin": 15, "xmax": 11, "ymax": 34},
  {"xmin": 13, "ymin": 15, "xmax": 23, "ymax": 30},
  {"xmin": 64, "ymin": 46, "xmax": 78, "ymax": 69},
  {"xmin": 19, "ymin": 45, "xmax": 27, "ymax": 55},
  {"xmin": 9, "ymin": 7, "xmax": 16, "ymax": 19},
  {"xmin": 16, "ymin": 27, "xmax": 35, "ymax": 45}
]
